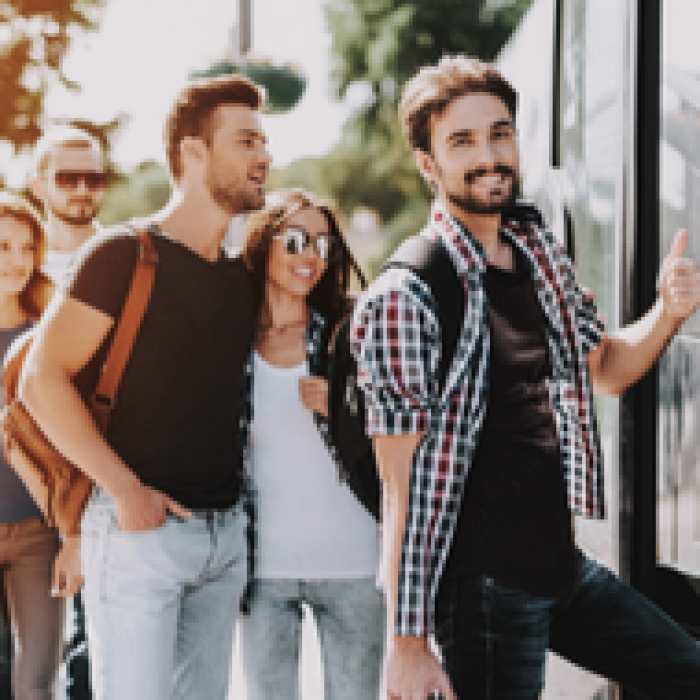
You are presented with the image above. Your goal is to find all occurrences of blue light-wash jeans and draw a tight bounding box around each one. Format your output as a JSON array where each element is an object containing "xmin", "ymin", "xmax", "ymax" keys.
[
  {"xmin": 238, "ymin": 577, "xmax": 385, "ymax": 700},
  {"xmin": 435, "ymin": 550, "xmax": 700, "ymax": 699},
  {"xmin": 80, "ymin": 488, "xmax": 248, "ymax": 700}
]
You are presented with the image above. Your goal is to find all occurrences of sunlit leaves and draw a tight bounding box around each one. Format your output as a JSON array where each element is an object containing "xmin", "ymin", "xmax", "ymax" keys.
[{"xmin": 0, "ymin": 0, "xmax": 104, "ymax": 153}]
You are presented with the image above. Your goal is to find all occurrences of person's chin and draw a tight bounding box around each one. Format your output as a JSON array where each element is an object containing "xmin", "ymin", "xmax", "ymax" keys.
[
  {"xmin": 473, "ymin": 188, "xmax": 516, "ymax": 213},
  {"xmin": 236, "ymin": 191, "xmax": 265, "ymax": 214},
  {"xmin": 0, "ymin": 280, "xmax": 30, "ymax": 296},
  {"xmin": 282, "ymin": 277, "xmax": 316, "ymax": 298}
]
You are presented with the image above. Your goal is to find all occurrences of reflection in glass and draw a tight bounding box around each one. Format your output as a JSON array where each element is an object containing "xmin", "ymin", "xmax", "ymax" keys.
[
  {"xmin": 658, "ymin": 0, "xmax": 700, "ymax": 593},
  {"xmin": 558, "ymin": 0, "xmax": 622, "ymax": 579}
]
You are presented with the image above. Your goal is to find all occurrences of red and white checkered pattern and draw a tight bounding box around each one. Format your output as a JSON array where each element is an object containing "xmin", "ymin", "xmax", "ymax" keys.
[{"xmin": 350, "ymin": 201, "xmax": 607, "ymax": 637}]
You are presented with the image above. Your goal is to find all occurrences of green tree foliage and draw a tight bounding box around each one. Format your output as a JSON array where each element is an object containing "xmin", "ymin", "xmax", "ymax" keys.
[
  {"xmin": 99, "ymin": 160, "xmax": 172, "ymax": 227},
  {"xmin": 274, "ymin": 0, "xmax": 532, "ymax": 269},
  {"xmin": 0, "ymin": 0, "xmax": 103, "ymax": 153},
  {"xmin": 327, "ymin": 0, "xmax": 533, "ymax": 101}
]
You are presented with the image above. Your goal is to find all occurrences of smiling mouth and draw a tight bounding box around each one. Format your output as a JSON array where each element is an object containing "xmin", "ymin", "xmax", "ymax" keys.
[
  {"xmin": 472, "ymin": 174, "xmax": 507, "ymax": 187},
  {"xmin": 465, "ymin": 165, "xmax": 515, "ymax": 186},
  {"xmin": 292, "ymin": 267, "xmax": 315, "ymax": 279}
]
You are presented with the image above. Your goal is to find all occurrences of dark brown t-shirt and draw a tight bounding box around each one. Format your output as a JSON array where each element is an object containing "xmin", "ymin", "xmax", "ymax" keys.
[
  {"xmin": 442, "ymin": 244, "xmax": 578, "ymax": 597},
  {"xmin": 68, "ymin": 226, "xmax": 257, "ymax": 509}
]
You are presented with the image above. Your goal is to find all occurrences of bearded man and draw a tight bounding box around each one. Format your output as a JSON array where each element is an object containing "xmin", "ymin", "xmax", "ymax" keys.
[{"xmin": 351, "ymin": 55, "xmax": 700, "ymax": 700}]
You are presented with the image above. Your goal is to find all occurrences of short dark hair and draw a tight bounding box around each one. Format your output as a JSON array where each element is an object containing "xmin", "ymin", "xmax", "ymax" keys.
[
  {"xmin": 165, "ymin": 75, "xmax": 264, "ymax": 182},
  {"xmin": 399, "ymin": 55, "xmax": 517, "ymax": 153}
]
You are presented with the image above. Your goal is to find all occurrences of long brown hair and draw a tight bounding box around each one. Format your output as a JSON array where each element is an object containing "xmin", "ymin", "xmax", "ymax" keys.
[
  {"xmin": 241, "ymin": 188, "xmax": 365, "ymax": 328},
  {"xmin": 0, "ymin": 192, "xmax": 54, "ymax": 319}
]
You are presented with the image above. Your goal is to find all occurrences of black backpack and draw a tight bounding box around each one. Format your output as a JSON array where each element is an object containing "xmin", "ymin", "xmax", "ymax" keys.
[{"xmin": 327, "ymin": 235, "xmax": 464, "ymax": 519}]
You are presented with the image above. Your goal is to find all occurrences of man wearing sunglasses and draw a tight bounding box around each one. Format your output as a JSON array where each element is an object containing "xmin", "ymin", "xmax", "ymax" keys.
[
  {"xmin": 30, "ymin": 125, "xmax": 108, "ymax": 700},
  {"xmin": 32, "ymin": 125, "xmax": 108, "ymax": 285}
]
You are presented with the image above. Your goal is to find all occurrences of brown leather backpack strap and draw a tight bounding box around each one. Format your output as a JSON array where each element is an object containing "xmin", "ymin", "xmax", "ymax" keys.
[{"xmin": 91, "ymin": 229, "xmax": 158, "ymax": 433}]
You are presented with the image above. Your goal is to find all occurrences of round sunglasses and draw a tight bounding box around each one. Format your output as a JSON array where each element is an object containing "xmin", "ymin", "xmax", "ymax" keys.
[{"xmin": 273, "ymin": 227, "xmax": 338, "ymax": 261}]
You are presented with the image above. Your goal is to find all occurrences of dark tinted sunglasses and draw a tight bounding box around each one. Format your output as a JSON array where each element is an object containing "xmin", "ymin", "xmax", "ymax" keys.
[
  {"xmin": 52, "ymin": 170, "xmax": 108, "ymax": 191},
  {"xmin": 273, "ymin": 227, "xmax": 338, "ymax": 261}
]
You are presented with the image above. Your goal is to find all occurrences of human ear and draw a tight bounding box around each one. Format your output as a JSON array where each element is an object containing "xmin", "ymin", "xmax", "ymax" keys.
[
  {"xmin": 180, "ymin": 137, "xmax": 207, "ymax": 171},
  {"xmin": 414, "ymin": 149, "xmax": 439, "ymax": 191},
  {"xmin": 31, "ymin": 174, "xmax": 46, "ymax": 201}
]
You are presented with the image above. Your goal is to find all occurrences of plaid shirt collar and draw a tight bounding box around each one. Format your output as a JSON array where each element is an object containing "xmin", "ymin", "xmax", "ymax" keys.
[{"xmin": 429, "ymin": 201, "xmax": 579, "ymax": 392}]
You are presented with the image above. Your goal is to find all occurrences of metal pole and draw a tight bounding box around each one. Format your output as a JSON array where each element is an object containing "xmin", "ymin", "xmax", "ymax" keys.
[{"xmin": 239, "ymin": 0, "xmax": 252, "ymax": 55}]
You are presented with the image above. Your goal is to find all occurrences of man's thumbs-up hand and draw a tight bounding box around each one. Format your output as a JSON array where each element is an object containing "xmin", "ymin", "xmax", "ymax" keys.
[{"xmin": 657, "ymin": 229, "xmax": 700, "ymax": 322}]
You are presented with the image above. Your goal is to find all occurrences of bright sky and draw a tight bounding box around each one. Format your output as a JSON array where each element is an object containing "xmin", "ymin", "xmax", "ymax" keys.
[{"xmin": 7, "ymin": 0, "xmax": 356, "ymax": 186}]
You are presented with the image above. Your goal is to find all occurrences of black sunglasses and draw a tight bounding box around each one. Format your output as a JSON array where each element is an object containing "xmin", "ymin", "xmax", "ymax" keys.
[
  {"xmin": 52, "ymin": 170, "xmax": 108, "ymax": 191},
  {"xmin": 273, "ymin": 227, "xmax": 338, "ymax": 261}
]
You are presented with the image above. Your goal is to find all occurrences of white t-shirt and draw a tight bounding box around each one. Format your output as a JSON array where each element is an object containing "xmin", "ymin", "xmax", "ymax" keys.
[
  {"xmin": 43, "ymin": 249, "xmax": 77, "ymax": 284},
  {"xmin": 251, "ymin": 351, "xmax": 380, "ymax": 579},
  {"xmin": 43, "ymin": 225, "xmax": 104, "ymax": 285}
]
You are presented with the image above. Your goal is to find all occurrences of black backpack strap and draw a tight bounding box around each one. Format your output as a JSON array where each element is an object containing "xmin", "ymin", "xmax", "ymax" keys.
[
  {"xmin": 503, "ymin": 201, "xmax": 545, "ymax": 228},
  {"xmin": 383, "ymin": 236, "xmax": 464, "ymax": 390}
]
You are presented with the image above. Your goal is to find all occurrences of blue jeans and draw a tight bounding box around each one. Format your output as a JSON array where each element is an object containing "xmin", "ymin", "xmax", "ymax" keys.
[
  {"xmin": 435, "ymin": 550, "xmax": 700, "ymax": 699},
  {"xmin": 238, "ymin": 578, "xmax": 385, "ymax": 700},
  {"xmin": 81, "ymin": 489, "xmax": 247, "ymax": 700}
]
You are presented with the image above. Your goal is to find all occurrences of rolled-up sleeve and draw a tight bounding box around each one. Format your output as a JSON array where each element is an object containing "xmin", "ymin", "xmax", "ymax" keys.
[
  {"xmin": 571, "ymin": 269, "xmax": 606, "ymax": 355},
  {"xmin": 350, "ymin": 273, "xmax": 440, "ymax": 437}
]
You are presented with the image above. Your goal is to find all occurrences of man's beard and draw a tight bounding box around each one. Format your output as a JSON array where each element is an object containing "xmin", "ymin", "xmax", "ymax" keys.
[
  {"xmin": 205, "ymin": 162, "xmax": 264, "ymax": 216},
  {"xmin": 49, "ymin": 201, "xmax": 98, "ymax": 226},
  {"xmin": 446, "ymin": 164, "xmax": 519, "ymax": 215}
]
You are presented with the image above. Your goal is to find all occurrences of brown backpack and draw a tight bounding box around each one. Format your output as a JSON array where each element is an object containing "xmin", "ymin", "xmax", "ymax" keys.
[{"xmin": 0, "ymin": 228, "xmax": 157, "ymax": 535}]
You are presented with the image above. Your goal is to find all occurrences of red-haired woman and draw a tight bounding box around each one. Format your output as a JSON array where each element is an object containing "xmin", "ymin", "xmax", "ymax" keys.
[
  {"xmin": 237, "ymin": 189, "xmax": 384, "ymax": 699},
  {"xmin": 0, "ymin": 192, "xmax": 63, "ymax": 700}
]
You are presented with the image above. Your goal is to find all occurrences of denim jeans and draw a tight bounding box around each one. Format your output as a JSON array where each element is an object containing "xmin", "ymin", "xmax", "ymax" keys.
[
  {"xmin": 435, "ymin": 550, "xmax": 700, "ymax": 699},
  {"xmin": 238, "ymin": 578, "xmax": 385, "ymax": 700},
  {"xmin": 64, "ymin": 591, "xmax": 91, "ymax": 700},
  {"xmin": 81, "ymin": 489, "xmax": 247, "ymax": 700}
]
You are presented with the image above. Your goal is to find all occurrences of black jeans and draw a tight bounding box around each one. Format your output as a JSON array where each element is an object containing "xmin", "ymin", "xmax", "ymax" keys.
[
  {"xmin": 0, "ymin": 623, "xmax": 11, "ymax": 698},
  {"xmin": 435, "ymin": 550, "xmax": 700, "ymax": 699},
  {"xmin": 65, "ymin": 591, "xmax": 92, "ymax": 700}
]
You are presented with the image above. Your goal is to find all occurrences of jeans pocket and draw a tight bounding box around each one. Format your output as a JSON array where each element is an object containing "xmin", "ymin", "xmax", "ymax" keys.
[{"xmin": 81, "ymin": 508, "xmax": 112, "ymax": 607}]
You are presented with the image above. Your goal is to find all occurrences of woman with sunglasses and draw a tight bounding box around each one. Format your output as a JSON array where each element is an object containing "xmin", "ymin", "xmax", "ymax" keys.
[
  {"xmin": 238, "ymin": 188, "xmax": 384, "ymax": 699},
  {"xmin": 0, "ymin": 192, "xmax": 62, "ymax": 700}
]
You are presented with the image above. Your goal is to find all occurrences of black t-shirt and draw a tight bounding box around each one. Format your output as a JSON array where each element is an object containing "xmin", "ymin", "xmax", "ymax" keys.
[
  {"xmin": 442, "ymin": 243, "xmax": 578, "ymax": 598},
  {"xmin": 68, "ymin": 226, "xmax": 257, "ymax": 509}
]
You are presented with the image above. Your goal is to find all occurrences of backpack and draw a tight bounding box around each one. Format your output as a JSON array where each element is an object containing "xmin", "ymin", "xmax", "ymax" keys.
[
  {"xmin": 327, "ymin": 235, "xmax": 464, "ymax": 519},
  {"xmin": 0, "ymin": 228, "xmax": 157, "ymax": 535}
]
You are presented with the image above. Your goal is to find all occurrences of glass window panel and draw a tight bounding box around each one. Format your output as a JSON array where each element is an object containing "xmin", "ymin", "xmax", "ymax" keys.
[
  {"xmin": 551, "ymin": 0, "xmax": 625, "ymax": 695},
  {"xmin": 558, "ymin": 0, "xmax": 622, "ymax": 577},
  {"xmin": 658, "ymin": 0, "xmax": 700, "ymax": 598}
]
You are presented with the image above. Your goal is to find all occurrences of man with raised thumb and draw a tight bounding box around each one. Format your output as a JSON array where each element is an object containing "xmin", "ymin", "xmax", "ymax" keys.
[{"xmin": 351, "ymin": 55, "xmax": 700, "ymax": 699}]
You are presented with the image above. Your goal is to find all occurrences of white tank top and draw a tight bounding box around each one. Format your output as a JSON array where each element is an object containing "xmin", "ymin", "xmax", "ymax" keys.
[{"xmin": 251, "ymin": 351, "xmax": 379, "ymax": 579}]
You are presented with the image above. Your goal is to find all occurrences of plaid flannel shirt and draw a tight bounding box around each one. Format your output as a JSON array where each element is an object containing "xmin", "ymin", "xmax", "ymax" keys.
[{"xmin": 350, "ymin": 201, "xmax": 607, "ymax": 638}]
